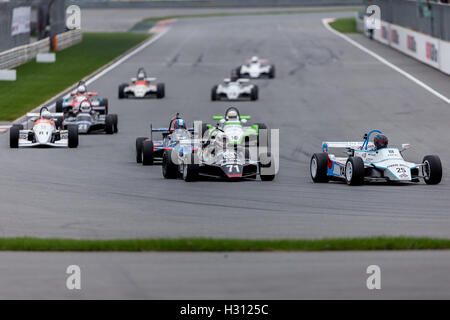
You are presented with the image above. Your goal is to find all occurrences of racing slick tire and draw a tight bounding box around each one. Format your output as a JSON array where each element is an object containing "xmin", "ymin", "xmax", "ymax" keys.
[
  {"xmin": 55, "ymin": 99, "xmax": 63, "ymax": 113},
  {"xmin": 118, "ymin": 84, "xmax": 128, "ymax": 99},
  {"xmin": 211, "ymin": 85, "xmax": 218, "ymax": 101},
  {"xmin": 183, "ymin": 153, "xmax": 199, "ymax": 182},
  {"xmin": 235, "ymin": 67, "xmax": 242, "ymax": 77},
  {"xmin": 9, "ymin": 125, "xmax": 20, "ymax": 148},
  {"xmin": 135, "ymin": 137, "xmax": 147, "ymax": 163},
  {"xmin": 423, "ymin": 155, "xmax": 442, "ymax": 185},
  {"xmin": 162, "ymin": 150, "xmax": 178, "ymax": 179},
  {"xmin": 105, "ymin": 114, "xmax": 115, "ymax": 134},
  {"xmin": 12, "ymin": 124, "xmax": 24, "ymax": 130},
  {"xmin": 269, "ymin": 65, "xmax": 276, "ymax": 79},
  {"xmin": 68, "ymin": 125, "xmax": 79, "ymax": 148},
  {"xmin": 345, "ymin": 157, "xmax": 364, "ymax": 186},
  {"xmin": 100, "ymin": 98, "xmax": 109, "ymax": 115},
  {"xmin": 259, "ymin": 153, "xmax": 276, "ymax": 181},
  {"xmin": 310, "ymin": 153, "xmax": 329, "ymax": 183},
  {"xmin": 112, "ymin": 114, "xmax": 118, "ymax": 133},
  {"xmin": 55, "ymin": 116, "xmax": 63, "ymax": 130},
  {"xmin": 142, "ymin": 140, "xmax": 154, "ymax": 166},
  {"xmin": 251, "ymin": 86, "xmax": 258, "ymax": 101},
  {"xmin": 156, "ymin": 83, "xmax": 165, "ymax": 99}
]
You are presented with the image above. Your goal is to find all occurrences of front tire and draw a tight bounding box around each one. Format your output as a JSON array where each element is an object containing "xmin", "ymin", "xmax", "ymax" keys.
[
  {"xmin": 345, "ymin": 157, "xmax": 364, "ymax": 185},
  {"xmin": 423, "ymin": 155, "xmax": 442, "ymax": 185},
  {"xmin": 100, "ymin": 98, "xmax": 109, "ymax": 115},
  {"xmin": 56, "ymin": 99, "xmax": 64, "ymax": 113},
  {"xmin": 142, "ymin": 140, "xmax": 154, "ymax": 166},
  {"xmin": 105, "ymin": 114, "xmax": 114, "ymax": 134},
  {"xmin": 269, "ymin": 65, "xmax": 275, "ymax": 78},
  {"xmin": 111, "ymin": 114, "xmax": 118, "ymax": 133},
  {"xmin": 310, "ymin": 153, "xmax": 329, "ymax": 183},
  {"xmin": 9, "ymin": 126, "xmax": 20, "ymax": 148},
  {"xmin": 183, "ymin": 153, "xmax": 199, "ymax": 182},
  {"xmin": 259, "ymin": 153, "xmax": 275, "ymax": 181},
  {"xmin": 68, "ymin": 125, "xmax": 79, "ymax": 148},
  {"xmin": 162, "ymin": 150, "xmax": 178, "ymax": 179}
]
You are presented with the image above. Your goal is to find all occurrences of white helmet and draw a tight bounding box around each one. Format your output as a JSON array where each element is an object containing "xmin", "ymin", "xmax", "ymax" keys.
[
  {"xmin": 41, "ymin": 110, "xmax": 52, "ymax": 120},
  {"xmin": 251, "ymin": 56, "xmax": 259, "ymax": 63},
  {"xmin": 77, "ymin": 84, "xmax": 87, "ymax": 94},
  {"xmin": 225, "ymin": 108, "xmax": 239, "ymax": 121},
  {"xmin": 80, "ymin": 100, "xmax": 92, "ymax": 112}
]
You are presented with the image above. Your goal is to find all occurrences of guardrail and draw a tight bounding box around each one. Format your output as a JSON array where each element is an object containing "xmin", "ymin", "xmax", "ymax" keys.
[
  {"xmin": 0, "ymin": 38, "xmax": 50, "ymax": 70},
  {"xmin": 53, "ymin": 30, "xmax": 83, "ymax": 51}
]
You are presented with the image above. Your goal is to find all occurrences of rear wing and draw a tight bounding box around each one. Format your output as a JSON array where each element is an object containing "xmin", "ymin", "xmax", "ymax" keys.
[
  {"xmin": 27, "ymin": 112, "xmax": 64, "ymax": 119},
  {"xmin": 322, "ymin": 141, "xmax": 371, "ymax": 152}
]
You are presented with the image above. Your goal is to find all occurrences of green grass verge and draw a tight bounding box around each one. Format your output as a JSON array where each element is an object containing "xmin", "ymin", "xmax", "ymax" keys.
[
  {"xmin": 0, "ymin": 237, "xmax": 449, "ymax": 252},
  {"xmin": 130, "ymin": 8, "xmax": 361, "ymax": 32},
  {"xmin": 0, "ymin": 32, "xmax": 151, "ymax": 121},
  {"xmin": 329, "ymin": 17, "xmax": 359, "ymax": 34}
]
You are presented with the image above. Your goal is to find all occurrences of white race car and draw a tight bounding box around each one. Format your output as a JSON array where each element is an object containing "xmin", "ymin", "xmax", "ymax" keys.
[
  {"xmin": 118, "ymin": 68, "xmax": 165, "ymax": 99},
  {"xmin": 211, "ymin": 78, "xmax": 258, "ymax": 101},
  {"xmin": 10, "ymin": 107, "xmax": 79, "ymax": 148},
  {"xmin": 235, "ymin": 56, "xmax": 275, "ymax": 79},
  {"xmin": 310, "ymin": 129, "xmax": 442, "ymax": 185}
]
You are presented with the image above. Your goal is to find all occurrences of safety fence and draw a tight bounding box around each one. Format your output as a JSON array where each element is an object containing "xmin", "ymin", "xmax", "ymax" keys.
[
  {"xmin": 0, "ymin": 38, "xmax": 50, "ymax": 70},
  {"xmin": 53, "ymin": 30, "xmax": 83, "ymax": 52},
  {"xmin": 367, "ymin": 0, "xmax": 450, "ymax": 42}
]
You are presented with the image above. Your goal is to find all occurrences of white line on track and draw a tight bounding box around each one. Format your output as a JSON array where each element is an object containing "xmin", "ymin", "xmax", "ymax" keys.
[{"xmin": 322, "ymin": 18, "xmax": 450, "ymax": 105}]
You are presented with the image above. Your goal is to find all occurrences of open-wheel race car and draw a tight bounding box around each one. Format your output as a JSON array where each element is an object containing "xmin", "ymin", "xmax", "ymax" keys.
[
  {"xmin": 63, "ymin": 99, "xmax": 118, "ymax": 134},
  {"xmin": 235, "ymin": 56, "xmax": 275, "ymax": 79},
  {"xmin": 118, "ymin": 68, "xmax": 165, "ymax": 99},
  {"xmin": 310, "ymin": 129, "xmax": 442, "ymax": 185},
  {"xmin": 135, "ymin": 113, "xmax": 193, "ymax": 166},
  {"xmin": 56, "ymin": 81, "xmax": 109, "ymax": 114},
  {"xmin": 9, "ymin": 107, "xmax": 78, "ymax": 148},
  {"xmin": 161, "ymin": 107, "xmax": 277, "ymax": 181}
]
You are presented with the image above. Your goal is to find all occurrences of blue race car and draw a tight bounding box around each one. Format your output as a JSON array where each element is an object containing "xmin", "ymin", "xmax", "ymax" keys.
[{"xmin": 310, "ymin": 129, "xmax": 442, "ymax": 185}]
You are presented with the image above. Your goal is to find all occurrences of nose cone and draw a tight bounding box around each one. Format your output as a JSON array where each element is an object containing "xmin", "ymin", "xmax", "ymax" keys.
[{"xmin": 34, "ymin": 124, "xmax": 52, "ymax": 144}]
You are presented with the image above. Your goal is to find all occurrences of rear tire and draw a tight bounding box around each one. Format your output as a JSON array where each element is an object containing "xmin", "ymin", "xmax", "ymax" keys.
[
  {"xmin": 269, "ymin": 65, "xmax": 275, "ymax": 78},
  {"xmin": 162, "ymin": 150, "xmax": 178, "ymax": 179},
  {"xmin": 142, "ymin": 140, "xmax": 154, "ymax": 166},
  {"xmin": 135, "ymin": 137, "xmax": 147, "ymax": 163},
  {"xmin": 310, "ymin": 153, "xmax": 329, "ymax": 183},
  {"xmin": 9, "ymin": 126, "xmax": 20, "ymax": 148},
  {"xmin": 423, "ymin": 155, "xmax": 442, "ymax": 185},
  {"xmin": 118, "ymin": 84, "xmax": 127, "ymax": 99},
  {"xmin": 259, "ymin": 153, "xmax": 276, "ymax": 181},
  {"xmin": 105, "ymin": 114, "xmax": 114, "ymax": 134},
  {"xmin": 156, "ymin": 83, "xmax": 165, "ymax": 99},
  {"xmin": 251, "ymin": 85, "xmax": 258, "ymax": 101},
  {"xmin": 55, "ymin": 99, "xmax": 63, "ymax": 113},
  {"xmin": 345, "ymin": 157, "xmax": 364, "ymax": 185},
  {"xmin": 68, "ymin": 125, "xmax": 79, "ymax": 148},
  {"xmin": 211, "ymin": 85, "xmax": 218, "ymax": 101}
]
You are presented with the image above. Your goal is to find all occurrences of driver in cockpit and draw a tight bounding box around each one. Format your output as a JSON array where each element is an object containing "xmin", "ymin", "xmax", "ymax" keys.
[
  {"xmin": 136, "ymin": 68, "xmax": 147, "ymax": 81},
  {"xmin": 374, "ymin": 134, "xmax": 389, "ymax": 150}
]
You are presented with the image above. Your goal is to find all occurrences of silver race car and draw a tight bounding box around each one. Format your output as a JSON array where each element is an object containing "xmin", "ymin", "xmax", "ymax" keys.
[
  {"xmin": 63, "ymin": 99, "xmax": 118, "ymax": 134},
  {"xmin": 211, "ymin": 74, "xmax": 258, "ymax": 101},
  {"xmin": 235, "ymin": 56, "xmax": 275, "ymax": 79},
  {"xmin": 10, "ymin": 107, "xmax": 78, "ymax": 148},
  {"xmin": 118, "ymin": 68, "xmax": 165, "ymax": 99},
  {"xmin": 310, "ymin": 129, "xmax": 442, "ymax": 185}
]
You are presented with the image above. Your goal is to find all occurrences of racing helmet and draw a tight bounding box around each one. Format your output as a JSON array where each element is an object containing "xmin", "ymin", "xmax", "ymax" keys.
[
  {"xmin": 374, "ymin": 134, "xmax": 388, "ymax": 150},
  {"xmin": 174, "ymin": 119, "xmax": 186, "ymax": 129},
  {"xmin": 230, "ymin": 70, "xmax": 239, "ymax": 82},
  {"xmin": 77, "ymin": 84, "xmax": 87, "ymax": 94},
  {"xmin": 79, "ymin": 100, "xmax": 92, "ymax": 113},
  {"xmin": 41, "ymin": 110, "xmax": 52, "ymax": 120},
  {"xmin": 225, "ymin": 108, "xmax": 240, "ymax": 121},
  {"xmin": 137, "ymin": 68, "xmax": 146, "ymax": 80},
  {"xmin": 251, "ymin": 56, "xmax": 259, "ymax": 63}
]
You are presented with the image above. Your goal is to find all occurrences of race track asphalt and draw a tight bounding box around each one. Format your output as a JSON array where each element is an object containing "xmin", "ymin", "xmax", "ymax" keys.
[
  {"xmin": 1, "ymin": 12, "xmax": 449, "ymax": 239},
  {"xmin": 0, "ymin": 9, "xmax": 449, "ymax": 299}
]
